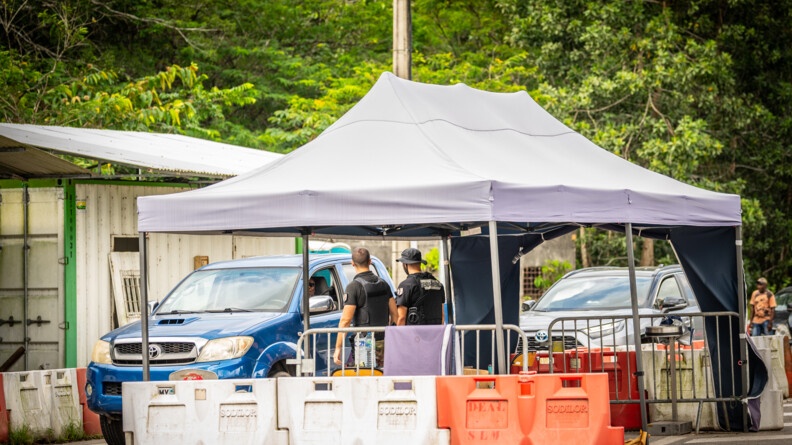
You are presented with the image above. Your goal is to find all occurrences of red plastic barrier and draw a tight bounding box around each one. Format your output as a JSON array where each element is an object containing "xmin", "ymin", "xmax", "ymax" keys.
[
  {"xmin": 76, "ymin": 368, "xmax": 102, "ymax": 436},
  {"xmin": 436, "ymin": 373, "xmax": 624, "ymax": 444},
  {"xmin": 0, "ymin": 373, "xmax": 9, "ymax": 443}
]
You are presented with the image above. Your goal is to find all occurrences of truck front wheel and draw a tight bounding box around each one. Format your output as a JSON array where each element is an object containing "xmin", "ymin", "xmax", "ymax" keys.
[
  {"xmin": 267, "ymin": 361, "xmax": 295, "ymax": 378},
  {"xmin": 100, "ymin": 415, "xmax": 125, "ymax": 445}
]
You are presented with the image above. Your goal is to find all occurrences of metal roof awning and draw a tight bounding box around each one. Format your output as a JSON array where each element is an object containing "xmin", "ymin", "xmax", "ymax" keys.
[
  {"xmin": 0, "ymin": 123, "xmax": 282, "ymax": 180},
  {"xmin": 0, "ymin": 137, "xmax": 90, "ymax": 179}
]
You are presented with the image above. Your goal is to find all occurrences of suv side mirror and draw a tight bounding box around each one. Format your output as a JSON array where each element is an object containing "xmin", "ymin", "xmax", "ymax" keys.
[
  {"xmin": 521, "ymin": 300, "xmax": 536, "ymax": 312},
  {"xmin": 661, "ymin": 297, "xmax": 687, "ymax": 311},
  {"xmin": 147, "ymin": 301, "xmax": 159, "ymax": 315},
  {"xmin": 309, "ymin": 295, "xmax": 337, "ymax": 314}
]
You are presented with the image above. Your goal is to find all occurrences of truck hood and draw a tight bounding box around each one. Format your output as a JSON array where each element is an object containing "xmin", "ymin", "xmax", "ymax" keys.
[
  {"xmin": 519, "ymin": 308, "xmax": 657, "ymax": 332},
  {"xmin": 104, "ymin": 312, "xmax": 283, "ymax": 341}
]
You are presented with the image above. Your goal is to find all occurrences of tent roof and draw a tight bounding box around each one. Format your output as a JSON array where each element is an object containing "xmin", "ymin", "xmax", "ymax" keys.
[
  {"xmin": 0, "ymin": 124, "xmax": 282, "ymax": 179},
  {"xmin": 138, "ymin": 72, "xmax": 741, "ymax": 235}
]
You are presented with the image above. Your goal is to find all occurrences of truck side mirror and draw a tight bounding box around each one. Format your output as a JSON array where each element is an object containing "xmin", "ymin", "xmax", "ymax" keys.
[
  {"xmin": 521, "ymin": 300, "xmax": 535, "ymax": 312},
  {"xmin": 309, "ymin": 295, "xmax": 336, "ymax": 314},
  {"xmin": 147, "ymin": 301, "xmax": 159, "ymax": 315},
  {"xmin": 661, "ymin": 297, "xmax": 687, "ymax": 311}
]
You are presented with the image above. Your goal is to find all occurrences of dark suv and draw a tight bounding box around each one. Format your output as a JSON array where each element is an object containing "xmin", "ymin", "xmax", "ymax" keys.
[{"xmin": 519, "ymin": 265, "xmax": 701, "ymax": 351}]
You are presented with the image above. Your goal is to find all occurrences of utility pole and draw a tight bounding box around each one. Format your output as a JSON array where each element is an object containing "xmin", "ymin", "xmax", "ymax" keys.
[
  {"xmin": 393, "ymin": 0, "xmax": 411, "ymax": 79},
  {"xmin": 393, "ymin": 0, "xmax": 412, "ymax": 283}
]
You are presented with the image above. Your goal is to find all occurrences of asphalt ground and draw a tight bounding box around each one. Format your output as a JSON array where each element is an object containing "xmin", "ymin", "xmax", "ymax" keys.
[{"xmin": 626, "ymin": 397, "xmax": 792, "ymax": 445}]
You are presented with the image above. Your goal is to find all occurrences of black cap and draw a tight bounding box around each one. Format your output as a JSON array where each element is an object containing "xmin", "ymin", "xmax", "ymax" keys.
[{"xmin": 396, "ymin": 248, "xmax": 426, "ymax": 265}]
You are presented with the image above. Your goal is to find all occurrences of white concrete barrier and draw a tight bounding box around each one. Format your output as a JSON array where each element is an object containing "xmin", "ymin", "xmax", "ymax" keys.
[
  {"xmin": 122, "ymin": 379, "xmax": 287, "ymax": 445},
  {"xmin": 750, "ymin": 334, "xmax": 789, "ymax": 397},
  {"xmin": 1, "ymin": 369, "xmax": 82, "ymax": 437},
  {"xmin": 756, "ymin": 346, "xmax": 784, "ymax": 430},
  {"xmin": 642, "ymin": 347, "xmax": 719, "ymax": 429},
  {"xmin": 277, "ymin": 376, "xmax": 449, "ymax": 445}
]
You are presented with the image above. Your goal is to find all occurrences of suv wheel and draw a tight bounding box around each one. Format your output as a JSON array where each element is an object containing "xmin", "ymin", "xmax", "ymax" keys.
[
  {"xmin": 267, "ymin": 361, "xmax": 294, "ymax": 378},
  {"xmin": 100, "ymin": 415, "xmax": 125, "ymax": 445}
]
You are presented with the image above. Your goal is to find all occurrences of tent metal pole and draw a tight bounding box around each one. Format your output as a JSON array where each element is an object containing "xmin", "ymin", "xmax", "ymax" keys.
[
  {"xmin": 625, "ymin": 223, "xmax": 648, "ymax": 430},
  {"xmin": 301, "ymin": 231, "xmax": 311, "ymax": 358},
  {"xmin": 440, "ymin": 234, "xmax": 454, "ymax": 324},
  {"xmin": 139, "ymin": 232, "xmax": 150, "ymax": 381},
  {"xmin": 735, "ymin": 226, "xmax": 748, "ymax": 432},
  {"xmin": 488, "ymin": 221, "xmax": 507, "ymax": 374}
]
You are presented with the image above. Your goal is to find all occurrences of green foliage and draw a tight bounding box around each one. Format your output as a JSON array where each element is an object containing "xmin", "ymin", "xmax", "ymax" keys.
[
  {"xmin": 58, "ymin": 421, "xmax": 89, "ymax": 442},
  {"xmin": 423, "ymin": 247, "xmax": 440, "ymax": 274},
  {"xmin": 534, "ymin": 260, "xmax": 572, "ymax": 292},
  {"xmin": 1, "ymin": 0, "xmax": 791, "ymax": 284},
  {"xmin": 576, "ymin": 230, "xmax": 675, "ymax": 268},
  {"xmin": 6, "ymin": 421, "xmax": 92, "ymax": 443},
  {"xmin": 8, "ymin": 424, "xmax": 35, "ymax": 445}
]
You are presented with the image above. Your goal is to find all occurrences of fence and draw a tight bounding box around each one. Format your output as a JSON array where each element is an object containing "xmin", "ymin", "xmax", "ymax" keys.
[
  {"xmin": 293, "ymin": 324, "xmax": 528, "ymax": 377},
  {"xmin": 291, "ymin": 313, "xmax": 744, "ymax": 430},
  {"xmin": 538, "ymin": 311, "xmax": 743, "ymax": 431}
]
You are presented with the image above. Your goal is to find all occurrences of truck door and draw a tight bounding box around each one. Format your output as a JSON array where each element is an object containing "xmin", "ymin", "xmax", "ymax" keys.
[{"xmin": 307, "ymin": 265, "xmax": 344, "ymax": 374}]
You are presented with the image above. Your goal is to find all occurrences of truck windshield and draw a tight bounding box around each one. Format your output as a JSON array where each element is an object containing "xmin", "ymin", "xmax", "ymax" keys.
[
  {"xmin": 156, "ymin": 267, "xmax": 300, "ymax": 313},
  {"xmin": 532, "ymin": 275, "xmax": 653, "ymax": 311}
]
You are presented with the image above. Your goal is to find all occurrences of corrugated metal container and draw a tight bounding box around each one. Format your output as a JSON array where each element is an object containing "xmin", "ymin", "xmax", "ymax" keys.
[
  {"xmin": 75, "ymin": 184, "xmax": 293, "ymax": 367},
  {"xmin": 0, "ymin": 188, "xmax": 65, "ymax": 372}
]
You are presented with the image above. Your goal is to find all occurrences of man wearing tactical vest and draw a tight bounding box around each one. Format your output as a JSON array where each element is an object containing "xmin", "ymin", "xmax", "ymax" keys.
[
  {"xmin": 395, "ymin": 248, "xmax": 445, "ymax": 326},
  {"xmin": 333, "ymin": 247, "xmax": 398, "ymax": 366}
]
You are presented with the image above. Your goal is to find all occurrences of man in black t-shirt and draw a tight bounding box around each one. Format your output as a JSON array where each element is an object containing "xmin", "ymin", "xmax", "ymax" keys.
[
  {"xmin": 332, "ymin": 247, "xmax": 398, "ymax": 366},
  {"xmin": 395, "ymin": 248, "xmax": 445, "ymax": 326}
]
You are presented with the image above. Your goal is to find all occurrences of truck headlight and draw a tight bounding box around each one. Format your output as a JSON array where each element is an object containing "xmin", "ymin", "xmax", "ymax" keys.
[
  {"xmin": 582, "ymin": 321, "xmax": 625, "ymax": 339},
  {"xmin": 196, "ymin": 337, "xmax": 254, "ymax": 362},
  {"xmin": 91, "ymin": 340, "xmax": 112, "ymax": 364}
]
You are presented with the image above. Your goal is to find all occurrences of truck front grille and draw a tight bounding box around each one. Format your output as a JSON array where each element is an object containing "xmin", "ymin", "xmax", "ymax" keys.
[
  {"xmin": 112, "ymin": 341, "xmax": 198, "ymax": 366},
  {"xmin": 515, "ymin": 335, "xmax": 581, "ymax": 353}
]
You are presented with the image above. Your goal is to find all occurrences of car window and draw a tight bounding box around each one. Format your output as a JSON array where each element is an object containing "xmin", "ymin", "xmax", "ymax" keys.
[
  {"xmin": 775, "ymin": 288, "xmax": 792, "ymax": 307},
  {"xmin": 532, "ymin": 275, "xmax": 653, "ymax": 311},
  {"xmin": 341, "ymin": 262, "xmax": 378, "ymax": 283},
  {"xmin": 654, "ymin": 276, "xmax": 683, "ymax": 309},
  {"xmin": 675, "ymin": 274, "xmax": 699, "ymax": 308},
  {"xmin": 310, "ymin": 267, "xmax": 342, "ymax": 312},
  {"xmin": 157, "ymin": 267, "xmax": 299, "ymax": 313}
]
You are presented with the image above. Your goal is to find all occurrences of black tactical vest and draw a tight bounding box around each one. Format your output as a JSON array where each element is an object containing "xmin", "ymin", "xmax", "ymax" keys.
[
  {"xmin": 407, "ymin": 272, "xmax": 445, "ymax": 325},
  {"xmin": 353, "ymin": 276, "xmax": 392, "ymax": 328}
]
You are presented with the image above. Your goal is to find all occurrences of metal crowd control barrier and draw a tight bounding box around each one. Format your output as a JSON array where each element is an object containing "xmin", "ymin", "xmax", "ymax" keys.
[
  {"xmin": 453, "ymin": 324, "xmax": 529, "ymax": 374},
  {"xmin": 293, "ymin": 326, "xmax": 387, "ymax": 376},
  {"xmin": 293, "ymin": 325, "xmax": 529, "ymax": 376},
  {"xmin": 537, "ymin": 311, "xmax": 742, "ymax": 431}
]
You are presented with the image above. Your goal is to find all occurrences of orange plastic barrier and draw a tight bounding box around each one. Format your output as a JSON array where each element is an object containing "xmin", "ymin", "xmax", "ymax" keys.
[
  {"xmin": 0, "ymin": 373, "xmax": 9, "ymax": 443},
  {"xmin": 525, "ymin": 349, "xmax": 641, "ymax": 430},
  {"xmin": 655, "ymin": 340, "xmax": 705, "ymax": 351},
  {"xmin": 76, "ymin": 368, "xmax": 102, "ymax": 436},
  {"xmin": 436, "ymin": 373, "xmax": 624, "ymax": 444}
]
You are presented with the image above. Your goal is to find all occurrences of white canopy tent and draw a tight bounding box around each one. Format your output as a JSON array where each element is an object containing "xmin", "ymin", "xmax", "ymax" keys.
[
  {"xmin": 139, "ymin": 73, "xmax": 739, "ymax": 233},
  {"xmin": 138, "ymin": 73, "xmax": 752, "ymax": 429}
]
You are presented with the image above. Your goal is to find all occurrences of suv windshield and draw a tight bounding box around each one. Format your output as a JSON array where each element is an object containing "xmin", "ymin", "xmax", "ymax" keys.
[
  {"xmin": 532, "ymin": 275, "xmax": 653, "ymax": 311},
  {"xmin": 156, "ymin": 267, "xmax": 300, "ymax": 313}
]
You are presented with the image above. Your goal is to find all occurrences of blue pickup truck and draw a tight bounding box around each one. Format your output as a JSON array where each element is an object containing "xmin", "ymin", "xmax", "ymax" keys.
[{"xmin": 86, "ymin": 253, "xmax": 393, "ymax": 444}]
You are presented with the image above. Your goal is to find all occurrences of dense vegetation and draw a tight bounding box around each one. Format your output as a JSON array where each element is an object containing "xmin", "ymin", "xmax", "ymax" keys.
[{"xmin": 2, "ymin": 0, "xmax": 790, "ymax": 286}]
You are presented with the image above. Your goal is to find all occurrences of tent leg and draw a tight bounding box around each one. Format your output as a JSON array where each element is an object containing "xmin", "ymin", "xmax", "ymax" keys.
[
  {"xmin": 301, "ymin": 232, "xmax": 311, "ymax": 358},
  {"xmin": 736, "ymin": 226, "xmax": 748, "ymax": 432},
  {"xmin": 488, "ymin": 221, "xmax": 507, "ymax": 374},
  {"xmin": 139, "ymin": 232, "xmax": 150, "ymax": 381},
  {"xmin": 625, "ymin": 223, "xmax": 648, "ymax": 430},
  {"xmin": 440, "ymin": 234, "xmax": 454, "ymax": 325}
]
